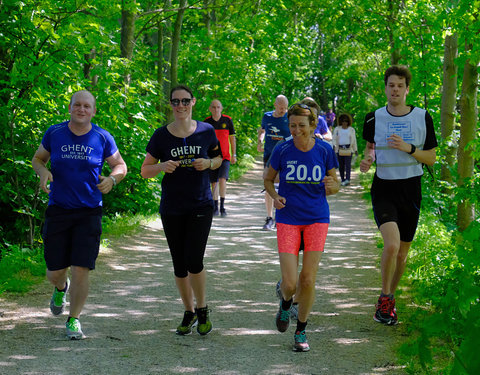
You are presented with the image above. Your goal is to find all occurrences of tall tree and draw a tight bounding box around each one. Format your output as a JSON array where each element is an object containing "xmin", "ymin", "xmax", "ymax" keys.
[
  {"xmin": 440, "ymin": 33, "xmax": 458, "ymax": 189},
  {"xmin": 170, "ymin": 0, "xmax": 188, "ymax": 90},
  {"xmin": 456, "ymin": 52, "xmax": 478, "ymax": 231},
  {"xmin": 121, "ymin": 0, "xmax": 136, "ymax": 85}
]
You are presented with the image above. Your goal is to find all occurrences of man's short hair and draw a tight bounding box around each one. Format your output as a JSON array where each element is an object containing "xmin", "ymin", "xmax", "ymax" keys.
[
  {"xmin": 70, "ymin": 90, "xmax": 96, "ymax": 108},
  {"xmin": 384, "ymin": 65, "xmax": 412, "ymax": 87}
]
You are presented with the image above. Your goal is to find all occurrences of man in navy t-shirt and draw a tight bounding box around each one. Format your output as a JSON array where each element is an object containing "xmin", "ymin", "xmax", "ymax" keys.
[
  {"xmin": 32, "ymin": 90, "xmax": 127, "ymax": 340},
  {"xmin": 257, "ymin": 95, "xmax": 289, "ymax": 230}
]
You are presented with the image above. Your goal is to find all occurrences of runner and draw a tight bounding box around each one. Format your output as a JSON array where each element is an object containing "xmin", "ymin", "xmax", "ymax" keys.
[{"xmin": 264, "ymin": 103, "xmax": 340, "ymax": 352}]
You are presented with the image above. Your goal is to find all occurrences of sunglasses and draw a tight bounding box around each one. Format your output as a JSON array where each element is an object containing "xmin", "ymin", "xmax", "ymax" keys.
[
  {"xmin": 170, "ymin": 98, "xmax": 193, "ymax": 107},
  {"xmin": 289, "ymin": 103, "xmax": 314, "ymax": 115}
]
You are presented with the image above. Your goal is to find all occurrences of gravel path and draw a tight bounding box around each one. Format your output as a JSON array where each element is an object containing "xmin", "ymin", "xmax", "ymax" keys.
[{"xmin": 0, "ymin": 159, "xmax": 406, "ymax": 374}]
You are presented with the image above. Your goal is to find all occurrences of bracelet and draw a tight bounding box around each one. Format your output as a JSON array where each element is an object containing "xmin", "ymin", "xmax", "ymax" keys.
[
  {"xmin": 408, "ymin": 144, "xmax": 416, "ymax": 155},
  {"xmin": 109, "ymin": 175, "xmax": 117, "ymax": 186},
  {"xmin": 210, "ymin": 159, "xmax": 213, "ymax": 169}
]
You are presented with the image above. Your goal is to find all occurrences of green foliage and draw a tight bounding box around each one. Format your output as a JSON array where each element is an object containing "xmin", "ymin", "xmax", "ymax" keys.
[
  {"xmin": 400, "ymin": 217, "xmax": 480, "ymax": 374},
  {"xmin": 0, "ymin": 244, "xmax": 45, "ymax": 294},
  {"xmin": 102, "ymin": 212, "xmax": 157, "ymax": 238}
]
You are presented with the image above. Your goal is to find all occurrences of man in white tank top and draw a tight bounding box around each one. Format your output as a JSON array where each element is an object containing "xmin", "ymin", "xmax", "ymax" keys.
[{"xmin": 359, "ymin": 66, "xmax": 437, "ymax": 326}]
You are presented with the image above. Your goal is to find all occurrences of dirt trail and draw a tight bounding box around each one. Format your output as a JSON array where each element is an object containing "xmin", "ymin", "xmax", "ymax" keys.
[{"xmin": 0, "ymin": 159, "xmax": 406, "ymax": 374}]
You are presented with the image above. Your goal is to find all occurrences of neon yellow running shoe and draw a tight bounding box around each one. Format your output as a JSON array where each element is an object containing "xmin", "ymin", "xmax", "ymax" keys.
[
  {"xmin": 176, "ymin": 311, "xmax": 198, "ymax": 335},
  {"xmin": 195, "ymin": 306, "xmax": 212, "ymax": 336},
  {"xmin": 50, "ymin": 278, "xmax": 69, "ymax": 316},
  {"xmin": 66, "ymin": 317, "xmax": 86, "ymax": 340}
]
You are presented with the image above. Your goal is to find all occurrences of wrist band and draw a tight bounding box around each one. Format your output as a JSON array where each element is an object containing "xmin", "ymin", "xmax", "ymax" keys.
[
  {"xmin": 109, "ymin": 175, "xmax": 117, "ymax": 186},
  {"xmin": 408, "ymin": 144, "xmax": 416, "ymax": 155}
]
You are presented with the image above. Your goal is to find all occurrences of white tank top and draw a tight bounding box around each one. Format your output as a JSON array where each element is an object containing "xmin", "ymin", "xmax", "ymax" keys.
[{"xmin": 374, "ymin": 106, "xmax": 426, "ymax": 180}]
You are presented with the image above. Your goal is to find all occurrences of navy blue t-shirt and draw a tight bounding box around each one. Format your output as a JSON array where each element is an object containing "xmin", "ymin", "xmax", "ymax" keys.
[
  {"xmin": 261, "ymin": 111, "xmax": 290, "ymax": 157},
  {"xmin": 146, "ymin": 121, "xmax": 219, "ymax": 215}
]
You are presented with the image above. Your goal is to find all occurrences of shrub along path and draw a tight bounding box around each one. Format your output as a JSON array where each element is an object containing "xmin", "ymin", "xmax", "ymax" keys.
[{"xmin": 0, "ymin": 159, "xmax": 406, "ymax": 374}]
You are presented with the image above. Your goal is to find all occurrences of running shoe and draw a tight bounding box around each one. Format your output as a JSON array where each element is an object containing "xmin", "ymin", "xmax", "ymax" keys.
[
  {"xmin": 389, "ymin": 298, "xmax": 398, "ymax": 326},
  {"xmin": 373, "ymin": 296, "xmax": 393, "ymax": 325},
  {"xmin": 276, "ymin": 300, "xmax": 290, "ymax": 332},
  {"xmin": 176, "ymin": 310, "xmax": 198, "ymax": 335},
  {"xmin": 276, "ymin": 280, "xmax": 298, "ymax": 321},
  {"xmin": 290, "ymin": 303, "xmax": 299, "ymax": 322},
  {"xmin": 196, "ymin": 306, "xmax": 212, "ymax": 336},
  {"xmin": 66, "ymin": 317, "xmax": 86, "ymax": 340},
  {"xmin": 275, "ymin": 280, "xmax": 282, "ymax": 300},
  {"xmin": 293, "ymin": 330, "xmax": 310, "ymax": 352},
  {"xmin": 50, "ymin": 278, "xmax": 70, "ymax": 316},
  {"xmin": 220, "ymin": 209, "xmax": 227, "ymax": 217},
  {"xmin": 263, "ymin": 217, "xmax": 275, "ymax": 230}
]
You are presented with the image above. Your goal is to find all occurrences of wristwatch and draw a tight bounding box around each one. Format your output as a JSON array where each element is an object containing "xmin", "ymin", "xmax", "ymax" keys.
[
  {"xmin": 210, "ymin": 159, "xmax": 213, "ymax": 169},
  {"xmin": 408, "ymin": 144, "xmax": 416, "ymax": 155},
  {"xmin": 109, "ymin": 175, "xmax": 117, "ymax": 186}
]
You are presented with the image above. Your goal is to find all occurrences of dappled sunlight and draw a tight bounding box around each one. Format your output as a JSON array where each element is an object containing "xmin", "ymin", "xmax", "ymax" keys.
[
  {"xmin": 131, "ymin": 329, "xmax": 159, "ymax": 335},
  {"xmin": 221, "ymin": 328, "xmax": 277, "ymax": 336},
  {"xmin": 0, "ymin": 164, "xmax": 406, "ymax": 374},
  {"xmin": 333, "ymin": 337, "xmax": 369, "ymax": 345}
]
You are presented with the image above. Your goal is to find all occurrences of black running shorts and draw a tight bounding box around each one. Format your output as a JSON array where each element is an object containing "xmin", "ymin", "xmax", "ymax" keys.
[
  {"xmin": 209, "ymin": 159, "xmax": 230, "ymax": 183},
  {"xmin": 371, "ymin": 175, "xmax": 422, "ymax": 242},
  {"xmin": 42, "ymin": 205, "xmax": 102, "ymax": 271}
]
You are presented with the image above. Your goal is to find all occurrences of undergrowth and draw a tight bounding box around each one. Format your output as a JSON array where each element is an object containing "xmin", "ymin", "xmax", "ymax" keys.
[{"xmin": 0, "ymin": 154, "xmax": 257, "ymax": 296}]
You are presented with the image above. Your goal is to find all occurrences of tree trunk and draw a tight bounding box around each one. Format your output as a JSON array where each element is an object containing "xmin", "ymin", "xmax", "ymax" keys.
[
  {"xmin": 388, "ymin": 0, "xmax": 401, "ymax": 65},
  {"xmin": 170, "ymin": 0, "xmax": 188, "ymax": 90},
  {"xmin": 204, "ymin": 0, "xmax": 213, "ymax": 35},
  {"xmin": 158, "ymin": 0, "xmax": 172, "ymax": 102},
  {"xmin": 83, "ymin": 48, "xmax": 98, "ymax": 88},
  {"xmin": 440, "ymin": 33, "xmax": 458, "ymax": 190},
  {"xmin": 456, "ymin": 52, "xmax": 478, "ymax": 231},
  {"xmin": 317, "ymin": 29, "xmax": 327, "ymax": 110}
]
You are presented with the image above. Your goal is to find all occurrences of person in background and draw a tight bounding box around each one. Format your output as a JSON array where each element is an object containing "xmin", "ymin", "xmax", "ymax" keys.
[
  {"xmin": 204, "ymin": 99, "xmax": 236, "ymax": 217},
  {"xmin": 265, "ymin": 103, "xmax": 339, "ymax": 352},
  {"xmin": 258, "ymin": 95, "xmax": 290, "ymax": 230},
  {"xmin": 32, "ymin": 90, "xmax": 127, "ymax": 340},
  {"xmin": 141, "ymin": 85, "xmax": 222, "ymax": 336},
  {"xmin": 325, "ymin": 108, "xmax": 336, "ymax": 132},
  {"xmin": 301, "ymin": 97, "xmax": 332, "ymax": 144},
  {"xmin": 332, "ymin": 113, "xmax": 357, "ymax": 186},
  {"xmin": 360, "ymin": 65, "xmax": 437, "ymax": 325}
]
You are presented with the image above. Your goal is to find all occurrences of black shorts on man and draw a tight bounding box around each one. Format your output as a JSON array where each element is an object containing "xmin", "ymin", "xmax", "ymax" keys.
[{"xmin": 42, "ymin": 205, "xmax": 102, "ymax": 270}]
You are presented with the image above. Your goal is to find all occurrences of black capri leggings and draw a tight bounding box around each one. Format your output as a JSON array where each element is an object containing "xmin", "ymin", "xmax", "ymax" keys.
[{"xmin": 160, "ymin": 206, "xmax": 213, "ymax": 278}]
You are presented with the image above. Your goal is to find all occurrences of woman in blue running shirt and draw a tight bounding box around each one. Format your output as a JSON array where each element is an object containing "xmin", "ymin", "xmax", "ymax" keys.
[
  {"xmin": 264, "ymin": 103, "xmax": 340, "ymax": 352},
  {"xmin": 141, "ymin": 85, "xmax": 222, "ymax": 336}
]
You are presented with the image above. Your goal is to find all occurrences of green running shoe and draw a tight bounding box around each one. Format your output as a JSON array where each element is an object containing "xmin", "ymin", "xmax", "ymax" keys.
[
  {"xmin": 196, "ymin": 306, "xmax": 212, "ymax": 336},
  {"xmin": 66, "ymin": 317, "xmax": 85, "ymax": 340},
  {"xmin": 50, "ymin": 278, "xmax": 69, "ymax": 316},
  {"xmin": 176, "ymin": 311, "xmax": 198, "ymax": 335}
]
